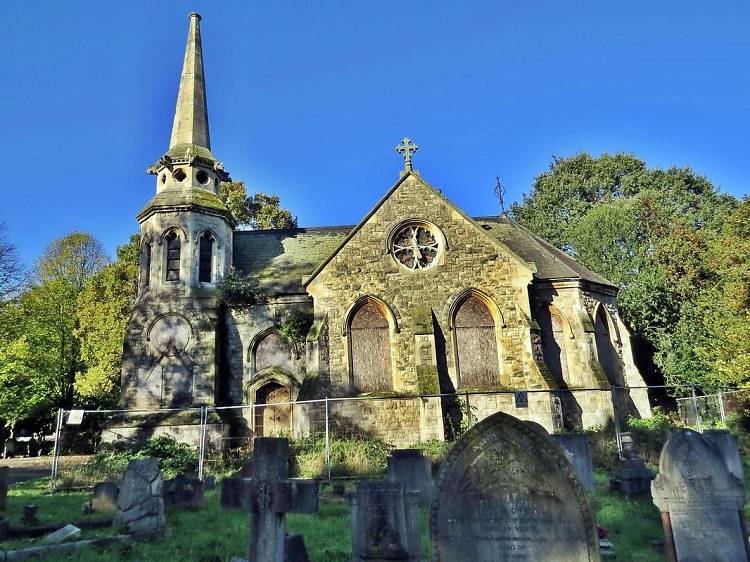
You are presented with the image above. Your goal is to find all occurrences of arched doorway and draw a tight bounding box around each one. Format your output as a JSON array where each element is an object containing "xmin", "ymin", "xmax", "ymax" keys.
[
  {"xmin": 254, "ymin": 382, "xmax": 291, "ymax": 437},
  {"xmin": 349, "ymin": 302, "xmax": 393, "ymax": 393},
  {"xmin": 454, "ymin": 296, "xmax": 500, "ymax": 389}
]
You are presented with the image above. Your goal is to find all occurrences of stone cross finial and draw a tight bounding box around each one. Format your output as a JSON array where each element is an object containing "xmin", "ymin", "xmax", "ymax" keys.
[{"xmin": 396, "ymin": 138, "xmax": 419, "ymax": 171}]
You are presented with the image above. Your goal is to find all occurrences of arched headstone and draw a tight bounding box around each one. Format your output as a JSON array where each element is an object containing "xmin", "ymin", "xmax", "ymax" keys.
[
  {"xmin": 652, "ymin": 429, "xmax": 749, "ymax": 562},
  {"xmin": 430, "ymin": 411, "xmax": 600, "ymax": 561}
]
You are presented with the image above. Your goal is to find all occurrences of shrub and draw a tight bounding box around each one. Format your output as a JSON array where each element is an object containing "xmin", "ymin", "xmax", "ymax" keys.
[{"xmin": 290, "ymin": 435, "xmax": 392, "ymax": 478}]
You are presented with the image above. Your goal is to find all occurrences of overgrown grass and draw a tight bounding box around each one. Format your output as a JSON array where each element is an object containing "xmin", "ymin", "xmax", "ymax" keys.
[{"xmin": 1, "ymin": 474, "xmax": 668, "ymax": 561}]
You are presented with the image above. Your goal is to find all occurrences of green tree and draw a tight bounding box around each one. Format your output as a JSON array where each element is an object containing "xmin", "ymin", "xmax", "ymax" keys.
[
  {"xmin": 219, "ymin": 181, "xmax": 297, "ymax": 229},
  {"xmin": 75, "ymin": 235, "xmax": 139, "ymax": 407},
  {"xmin": 511, "ymin": 152, "xmax": 738, "ymax": 389}
]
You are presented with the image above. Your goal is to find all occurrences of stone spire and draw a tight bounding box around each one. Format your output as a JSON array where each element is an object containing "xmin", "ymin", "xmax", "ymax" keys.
[{"xmin": 170, "ymin": 12, "xmax": 211, "ymax": 151}]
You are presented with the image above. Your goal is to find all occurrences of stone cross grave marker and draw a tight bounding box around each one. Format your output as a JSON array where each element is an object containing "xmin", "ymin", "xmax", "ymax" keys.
[
  {"xmin": 0, "ymin": 465, "xmax": 8, "ymax": 511},
  {"xmin": 221, "ymin": 438, "xmax": 319, "ymax": 562},
  {"xmin": 430, "ymin": 411, "xmax": 600, "ymax": 562},
  {"xmin": 350, "ymin": 480, "xmax": 421, "ymax": 562},
  {"xmin": 387, "ymin": 449, "xmax": 433, "ymax": 505},
  {"xmin": 652, "ymin": 429, "xmax": 749, "ymax": 562}
]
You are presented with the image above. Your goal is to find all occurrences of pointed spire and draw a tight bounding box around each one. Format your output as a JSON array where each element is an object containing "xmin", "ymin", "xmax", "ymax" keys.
[{"xmin": 169, "ymin": 12, "xmax": 210, "ymax": 151}]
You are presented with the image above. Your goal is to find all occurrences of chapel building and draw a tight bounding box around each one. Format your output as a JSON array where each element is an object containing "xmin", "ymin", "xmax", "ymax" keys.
[{"xmin": 119, "ymin": 14, "xmax": 651, "ymax": 446}]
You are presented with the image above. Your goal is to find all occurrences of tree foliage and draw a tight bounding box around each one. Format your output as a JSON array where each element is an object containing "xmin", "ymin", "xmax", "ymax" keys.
[
  {"xmin": 219, "ymin": 181, "xmax": 297, "ymax": 230},
  {"xmin": 75, "ymin": 235, "xmax": 140, "ymax": 407},
  {"xmin": 511, "ymin": 152, "xmax": 740, "ymax": 389}
]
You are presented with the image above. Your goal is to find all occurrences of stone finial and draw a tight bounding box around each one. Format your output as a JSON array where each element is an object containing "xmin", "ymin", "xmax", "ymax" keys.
[
  {"xmin": 169, "ymin": 12, "xmax": 211, "ymax": 151},
  {"xmin": 396, "ymin": 138, "xmax": 419, "ymax": 172}
]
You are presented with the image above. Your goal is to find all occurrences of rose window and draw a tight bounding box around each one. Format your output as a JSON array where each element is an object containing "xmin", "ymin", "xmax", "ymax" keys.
[{"xmin": 391, "ymin": 224, "xmax": 441, "ymax": 270}]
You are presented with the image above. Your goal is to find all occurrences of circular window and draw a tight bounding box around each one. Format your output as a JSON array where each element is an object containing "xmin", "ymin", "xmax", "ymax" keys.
[
  {"xmin": 196, "ymin": 170, "xmax": 209, "ymax": 184},
  {"xmin": 390, "ymin": 222, "xmax": 442, "ymax": 270}
]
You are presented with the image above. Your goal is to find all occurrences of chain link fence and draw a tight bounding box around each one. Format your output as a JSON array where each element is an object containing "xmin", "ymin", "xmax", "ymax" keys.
[{"xmin": 46, "ymin": 385, "xmax": 747, "ymax": 490}]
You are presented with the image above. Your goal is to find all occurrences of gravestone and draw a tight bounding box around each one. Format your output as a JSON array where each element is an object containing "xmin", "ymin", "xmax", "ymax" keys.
[
  {"xmin": 350, "ymin": 480, "xmax": 421, "ymax": 561},
  {"xmin": 221, "ymin": 438, "xmax": 320, "ymax": 562},
  {"xmin": 91, "ymin": 482, "xmax": 119, "ymax": 513},
  {"xmin": 611, "ymin": 432, "xmax": 653, "ymax": 497},
  {"xmin": 204, "ymin": 475, "xmax": 216, "ymax": 490},
  {"xmin": 0, "ymin": 516, "xmax": 8, "ymax": 540},
  {"xmin": 164, "ymin": 475, "xmax": 203, "ymax": 508},
  {"xmin": 387, "ymin": 449, "xmax": 433, "ymax": 505},
  {"xmin": 551, "ymin": 433, "xmax": 595, "ymax": 492},
  {"xmin": 0, "ymin": 465, "xmax": 8, "ymax": 511},
  {"xmin": 652, "ymin": 429, "xmax": 749, "ymax": 562},
  {"xmin": 44, "ymin": 524, "xmax": 81, "ymax": 544},
  {"xmin": 703, "ymin": 429, "xmax": 744, "ymax": 482},
  {"xmin": 431, "ymin": 411, "xmax": 600, "ymax": 562},
  {"xmin": 21, "ymin": 505, "xmax": 38, "ymax": 526},
  {"xmin": 113, "ymin": 458, "xmax": 165, "ymax": 535}
]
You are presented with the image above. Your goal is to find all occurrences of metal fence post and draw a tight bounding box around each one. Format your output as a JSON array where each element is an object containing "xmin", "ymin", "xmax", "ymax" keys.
[
  {"xmin": 718, "ymin": 392, "xmax": 727, "ymax": 428},
  {"xmin": 49, "ymin": 408, "xmax": 64, "ymax": 492},
  {"xmin": 198, "ymin": 405, "xmax": 208, "ymax": 481},
  {"xmin": 324, "ymin": 397, "xmax": 331, "ymax": 480},
  {"xmin": 611, "ymin": 387, "xmax": 623, "ymax": 454},
  {"xmin": 691, "ymin": 386, "xmax": 702, "ymax": 433}
]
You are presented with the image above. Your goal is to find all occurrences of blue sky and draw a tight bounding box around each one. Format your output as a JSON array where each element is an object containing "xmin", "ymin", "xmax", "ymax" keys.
[{"xmin": 2, "ymin": 2, "xmax": 748, "ymax": 264}]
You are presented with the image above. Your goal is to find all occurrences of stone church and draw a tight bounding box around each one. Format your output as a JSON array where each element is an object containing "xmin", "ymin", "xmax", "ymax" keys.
[{"xmin": 119, "ymin": 14, "xmax": 650, "ymax": 446}]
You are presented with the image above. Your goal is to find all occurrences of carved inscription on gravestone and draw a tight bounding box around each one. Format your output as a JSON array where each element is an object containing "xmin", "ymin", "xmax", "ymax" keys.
[
  {"xmin": 652, "ymin": 429, "xmax": 749, "ymax": 562},
  {"xmin": 430, "ymin": 411, "xmax": 600, "ymax": 562}
]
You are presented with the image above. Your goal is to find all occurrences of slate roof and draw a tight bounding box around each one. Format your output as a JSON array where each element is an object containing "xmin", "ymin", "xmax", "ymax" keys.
[
  {"xmin": 233, "ymin": 226, "xmax": 352, "ymax": 295},
  {"xmin": 232, "ymin": 216, "xmax": 614, "ymax": 295}
]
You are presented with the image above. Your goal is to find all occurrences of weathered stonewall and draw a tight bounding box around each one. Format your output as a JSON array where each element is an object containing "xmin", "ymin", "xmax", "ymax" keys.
[
  {"xmin": 551, "ymin": 433, "xmax": 595, "ymax": 493},
  {"xmin": 113, "ymin": 459, "xmax": 165, "ymax": 534},
  {"xmin": 387, "ymin": 449, "xmax": 433, "ymax": 505},
  {"xmin": 0, "ymin": 465, "xmax": 8, "ymax": 511},
  {"xmin": 703, "ymin": 429, "xmax": 744, "ymax": 482},
  {"xmin": 431, "ymin": 411, "xmax": 600, "ymax": 562},
  {"xmin": 91, "ymin": 482, "xmax": 119, "ymax": 513},
  {"xmin": 164, "ymin": 475, "xmax": 203, "ymax": 509},
  {"xmin": 351, "ymin": 480, "xmax": 421, "ymax": 561},
  {"xmin": 652, "ymin": 429, "xmax": 749, "ymax": 562},
  {"xmin": 221, "ymin": 438, "xmax": 319, "ymax": 562}
]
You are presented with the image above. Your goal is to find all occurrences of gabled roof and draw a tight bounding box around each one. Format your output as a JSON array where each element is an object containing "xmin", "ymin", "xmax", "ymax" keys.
[{"xmin": 231, "ymin": 172, "xmax": 616, "ymax": 294}]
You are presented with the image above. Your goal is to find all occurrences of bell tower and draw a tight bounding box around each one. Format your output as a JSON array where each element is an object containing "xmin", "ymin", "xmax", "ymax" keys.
[{"xmin": 121, "ymin": 13, "xmax": 233, "ymax": 409}]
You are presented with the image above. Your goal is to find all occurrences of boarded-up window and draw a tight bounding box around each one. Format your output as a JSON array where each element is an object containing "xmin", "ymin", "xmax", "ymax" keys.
[
  {"xmin": 595, "ymin": 307, "xmax": 618, "ymax": 385},
  {"xmin": 455, "ymin": 296, "xmax": 499, "ymax": 389},
  {"xmin": 538, "ymin": 306, "xmax": 569, "ymax": 387},
  {"xmin": 165, "ymin": 231, "xmax": 181, "ymax": 282},
  {"xmin": 254, "ymin": 382, "xmax": 291, "ymax": 437},
  {"xmin": 254, "ymin": 332, "xmax": 288, "ymax": 373},
  {"xmin": 161, "ymin": 363, "xmax": 192, "ymax": 407},
  {"xmin": 350, "ymin": 303, "xmax": 392, "ymax": 393},
  {"xmin": 199, "ymin": 233, "xmax": 213, "ymax": 283}
]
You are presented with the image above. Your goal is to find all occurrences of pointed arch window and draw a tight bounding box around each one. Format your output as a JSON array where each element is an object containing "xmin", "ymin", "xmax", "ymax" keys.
[
  {"xmin": 165, "ymin": 231, "xmax": 181, "ymax": 282},
  {"xmin": 594, "ymin": 306, "xmax": 618, "ymax": 385},
  {"xmin": 538, "ymin": 306, "xmax": 570, "ymax": 387},
  {"xmin": 454, "ymin": 295, "xmax": 500, "ymax": 389},
  {"xmin": 142, "ymin": 242, "xmax": 152, "ymax": 289},
  {"xmin": 199, "ymin": 232, "xmax": 214, "ymax": 283},
  {"xmin": 349, "ymin": 302, "xmax": 392, "ymax": 393}
]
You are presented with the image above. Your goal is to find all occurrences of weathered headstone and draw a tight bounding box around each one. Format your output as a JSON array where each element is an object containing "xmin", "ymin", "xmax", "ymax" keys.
[
  {"xmin": 431, "ymin": 411, "xmax": 600, "ymax": 562},
  {"xmin": 0, "ymin": 465, "xmax": 8, "ymax": 511},
  {"xmin": 21, "ymin": 505, "xmax": 38, "ymax": 526},
  {"xmin": 113, "ymin": 458, "xmax": 165, "ymax": 535},
  {"xmin": 203, "ymin": 475, "xmax": 216, "ymax": 490},
  {"xmin": 652, "ymin": 429, "xmax": 749, "ymax": 562},
  {"xmin": 611, "ymin": 457, "xmax": 653, "ymax": 497},
  {"xmin": 551, "ymin": 433, "xmax": 595, "ymax": 492},
  {"xmin": 221, "ymin": 438, "xmax": 320, "ymax": 562},
  {"xmin": 0, "ymin": 516, "xmax": 8, "ymax": 540},
  {"xmin": 285, "ymin": 533, "xmax": 310, "ymax": 562},
  {"xmin": 44, "ymin": 524, "xmax": 81, "ymax": 544},
  {"xmin": 387, "ymin": 449, "xmax": 433, "ymax": 505},
  {"xmin": 91, "ymin": 482, "xmax": 119, "ymax": 513},
  {"xmin": 164, "ymin": 475, "xmax": 203, "ymax": 509},
  {"xmin": 703, "ymin": 429, "xmax": 744, "ymax": 482},
  {"xmin": 351, "ymin": 480, "xmax": 421, "ymax": 561}
]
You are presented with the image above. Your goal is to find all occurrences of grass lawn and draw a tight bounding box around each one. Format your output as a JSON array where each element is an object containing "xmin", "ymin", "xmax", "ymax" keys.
[{"xmin": 1, "ymin": 473, "xmax": 666, "ymax": 561}]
